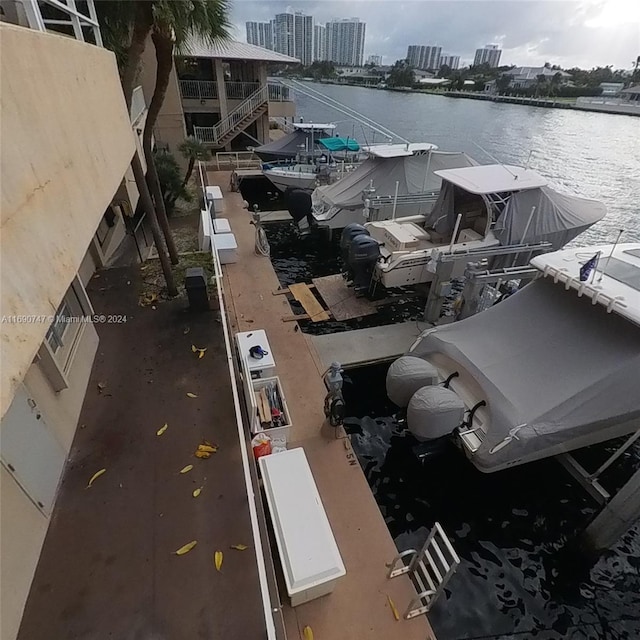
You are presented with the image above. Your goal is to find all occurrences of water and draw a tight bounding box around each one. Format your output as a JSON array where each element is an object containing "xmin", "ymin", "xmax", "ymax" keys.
[
  {"xmin": 293, "ymin": 82, "xmax": 640, "ymax": 244},
  {"xmin": 342, "ymin": 363, "xmax": 640, "ymax": 640}
]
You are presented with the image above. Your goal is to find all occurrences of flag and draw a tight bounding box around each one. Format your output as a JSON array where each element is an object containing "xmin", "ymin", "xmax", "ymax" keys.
[{"xmin": 579, "ymin": 253, "xmax": 599, "ymax": 282}]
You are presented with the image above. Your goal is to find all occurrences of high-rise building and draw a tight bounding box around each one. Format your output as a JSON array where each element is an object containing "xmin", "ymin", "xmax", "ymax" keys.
[
  {"xmin": 326, "ymin": 18, "xmax": 366, "ymax": 66},
  {"xmin": 474, "ymin": 44, "xmax": 502, "ymax": 68},
  {"xmin": 440, "ymin": 55, "xmax": 460, "ymax": 70},
  {"xmin": 314, "ymin": 24, "xmax": 326, "ymax": 62},
  {"xmin": 246, "ymin": 21, "xmax": 273, "ymax": 50},
  {"xmin": 406, "ymin": 45, "xmax": 442, "ymax": 70},
  {"xmin": 272, "ymin": 12, "xmax": 313, "ymax": 65},
  {"xmin": 366, "ymin": 54, "xmax": 382, "ymax": 66}
]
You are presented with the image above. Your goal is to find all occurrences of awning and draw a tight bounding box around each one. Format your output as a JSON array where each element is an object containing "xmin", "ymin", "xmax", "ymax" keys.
[{"xmin": 318, "ymin": 137, "xmax": 360, "ymax": 152}]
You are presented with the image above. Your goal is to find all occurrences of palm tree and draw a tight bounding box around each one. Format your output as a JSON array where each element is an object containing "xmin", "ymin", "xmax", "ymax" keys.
[
  {"xmin": 178, "ymin": 137, "xmax": 211, "ymax": 189},
  {"xmin": 143, "ymin": 1, "xmax": 231, "ymax": 264}
]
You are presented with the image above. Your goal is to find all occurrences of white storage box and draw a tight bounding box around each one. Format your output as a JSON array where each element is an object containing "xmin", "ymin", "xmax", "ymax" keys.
[
  {"xmin": 212, "ymin": 218, "xmax": 231, "ymax": 234},
  {"xmin": 252, "ymin": 376, "xmax": 291, "ymax": 443},
  {"xmin": 213, "ymin": 233, "xmax": 237, "ymax": 264},
  {"xmin": 236, "ymin": 329, "xmax": 276, "ymax": 376},
  {"xmin": 198, "ymin": 209, "xmax": 212, "ymax": 251},
  {"xmin": 205, "ymin": 185, "xmax": 224, "ymax": 213},
  {"xmin": 259, "ymin": 449, "xmax": 346, "ymax": 606}
]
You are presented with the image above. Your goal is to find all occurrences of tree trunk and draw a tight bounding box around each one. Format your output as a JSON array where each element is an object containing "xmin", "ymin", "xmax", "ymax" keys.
[
  {"xmin": 131, "ymin": 151, "xmax": 178, "ymax": 297},
  {"xmin": 143, "ymin": 29, "xmax": 179, "ymax": 265},
  {"xmin": 182, "ymin": 157, "xmax": 195, "ymax": 189},
  {"xmin": 120, "ymin": 3, "xmax": 153, "ymax": 111}
]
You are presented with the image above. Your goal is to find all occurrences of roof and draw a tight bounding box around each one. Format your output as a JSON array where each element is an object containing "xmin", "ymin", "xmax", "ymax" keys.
[
  {"xmin": 185, "ymin": 39, "xmax": 299, "ymax": 63},
  {"xmin": 621, "ymin": 84, "xmax": 640, "ymax": 94},
  {"xmin": 505, "ymin": 67, "xmax": 571, "ymax": 80},
  {"xmin": 291, "ymin": 123, "xmax": 336, "ymax": 130},
  {"xmin": 434, "ymin": 164, "xmax": 547, "ymax": 194},
  {"xmin": 362, "ymin": 142, "xmax": 438, "ymax": 158}
]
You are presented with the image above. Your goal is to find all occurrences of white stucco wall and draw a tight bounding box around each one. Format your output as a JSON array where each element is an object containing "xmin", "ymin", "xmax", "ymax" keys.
[{"xmin": 0, "ymin": 23, "xmax": 135, "ymax": 418}]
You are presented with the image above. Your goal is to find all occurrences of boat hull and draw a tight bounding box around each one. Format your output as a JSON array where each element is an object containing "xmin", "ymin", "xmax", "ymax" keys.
[{"xmin": 264, "ymin": 169, "xmax": 318, "ymax": 192}]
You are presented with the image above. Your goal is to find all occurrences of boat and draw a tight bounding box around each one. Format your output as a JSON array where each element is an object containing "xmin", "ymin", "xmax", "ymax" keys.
[
  {"xmin": 308, "ymin": 144, "xmax": 477, "ymax": 232},
  {"xmin": 385, "ymin": 242, "xmax": 640, "ymax": 473},
  {"xmin": 262, "ymin": 137, "xmax": 362, "ymax": 192},
  {"xmin": 341, "ymin": 164, "xmax": 606, "ymax": 290},
  {"xmin": 253, "ymin": 122, "xmax": 337, "ymax": 162}
]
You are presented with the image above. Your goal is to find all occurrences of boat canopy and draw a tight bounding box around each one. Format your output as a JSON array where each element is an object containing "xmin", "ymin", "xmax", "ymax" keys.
[
  {"xmin": 434, "ymin": 164, "xmax": 547, "ymax": 194},
  {"xmin": 312, "ymin": 151, "xmax": 477, "ymax": 211},
  {"xmin": 362, "ymin": 142, "xmax": 438, "ymax": 158},
  {"xmin": 411, "ymin": 277, "xmax": 640, "ymax": 471},
  {"xmin": 254, "ymin": 129, "xmax": 325, "ymax": 160},
  {"xmin": 318, "ymin": 137, "xmax": 360, "ymax": 152}
]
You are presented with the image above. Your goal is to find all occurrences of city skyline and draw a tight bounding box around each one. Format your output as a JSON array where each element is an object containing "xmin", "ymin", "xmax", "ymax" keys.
[{"xmin": 234, "ymin": 0, "xmax": 639, "ymax": 70}]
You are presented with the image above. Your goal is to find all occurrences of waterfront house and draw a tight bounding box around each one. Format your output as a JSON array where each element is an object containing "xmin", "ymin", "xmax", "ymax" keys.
[
  {"xmin": 149, "ymin": 40, "xmax": 297, "ymax": 161},
  {"xmin": 599, "ymin": 82, "xmax": 625, "ymax": 96},
  {"xmin": 1, "ymin": 7, "xmax": 152, "ymax": 639},
  {"xmin": 620, "ymin": 84, "xmax": 640, "ymax": 102},
  {"xmin": 503, "ymin": 66, "xmax": 571, "ymax": 89}
]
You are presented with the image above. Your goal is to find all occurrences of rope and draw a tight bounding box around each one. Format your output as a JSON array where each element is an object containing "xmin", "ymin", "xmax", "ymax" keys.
[{"xmin": 254, "ymin": 223, "xmax": 270, "ymax": 257}]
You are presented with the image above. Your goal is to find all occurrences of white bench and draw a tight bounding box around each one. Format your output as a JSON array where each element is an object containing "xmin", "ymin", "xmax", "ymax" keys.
[{"xmin": 259, "ymin": 448, "xmax": 346, "ymax": 606}]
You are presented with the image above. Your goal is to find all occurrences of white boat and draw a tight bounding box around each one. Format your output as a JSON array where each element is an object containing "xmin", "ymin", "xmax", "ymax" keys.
[
  {"xmin": 262, "ymin": 161, "xmax": 359, "ymax": 192},
  {"xmin": 355, "ymin": 164, "xmax": 606, "ymax": 289},
  {"xmin": 386, "ymin": 243, "xmax": 640, "ymax": 473},
  {"xmin": 310, "ymin": 144, "xmax": 480, "ymax": 231}
]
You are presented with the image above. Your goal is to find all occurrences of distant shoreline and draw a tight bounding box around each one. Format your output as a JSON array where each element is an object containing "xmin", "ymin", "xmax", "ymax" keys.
[{"xmin": 292, "ymin": 79, "xmax": 640, "ymax": 118}]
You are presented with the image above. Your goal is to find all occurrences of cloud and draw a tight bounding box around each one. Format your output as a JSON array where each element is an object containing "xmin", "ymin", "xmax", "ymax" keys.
[{"xmin": 231, "ymin": 0, "xmax": 640, "ymax": 68}]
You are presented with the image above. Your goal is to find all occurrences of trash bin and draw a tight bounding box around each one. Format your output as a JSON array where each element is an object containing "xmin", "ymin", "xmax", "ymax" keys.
[{"xmin": 185, "ymin": 267, "xmax": 210, "ymax": 311}]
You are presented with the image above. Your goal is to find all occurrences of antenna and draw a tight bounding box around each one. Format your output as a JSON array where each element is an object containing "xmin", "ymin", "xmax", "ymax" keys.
[{"xmin": 472, "ymin": 142, "xmax": 518, "ymax": 179}]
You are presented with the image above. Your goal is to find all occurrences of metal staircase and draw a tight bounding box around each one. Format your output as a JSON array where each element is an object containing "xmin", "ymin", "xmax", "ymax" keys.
[{"xmin": 194, "ymin": 85, "xmax": 268, "ymax": 148}]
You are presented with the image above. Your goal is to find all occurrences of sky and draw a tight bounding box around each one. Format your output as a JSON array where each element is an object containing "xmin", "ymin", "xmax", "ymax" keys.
[{"xmin": 230, "ymin": 0, "xmax": 640, "ymax": 69}]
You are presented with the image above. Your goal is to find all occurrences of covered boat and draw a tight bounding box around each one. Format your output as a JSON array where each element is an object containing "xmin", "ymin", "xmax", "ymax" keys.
[
  {"xmin": 387, "ymin": 244, "xmax": 640, "ymax": 472},
  {"xmin": 254, "ymin": 123, "xmax": 336, "ymax": 162}
]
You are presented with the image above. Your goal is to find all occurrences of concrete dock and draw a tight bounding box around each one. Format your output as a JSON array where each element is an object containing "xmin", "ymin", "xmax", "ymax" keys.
[{"xmin": 210, "ymin": 171, "xmax": 436, "ymax": 640}]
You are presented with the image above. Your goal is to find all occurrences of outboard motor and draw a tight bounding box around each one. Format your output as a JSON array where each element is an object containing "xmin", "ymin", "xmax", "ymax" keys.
[
  {"xmin": 340, "ymin": 223, "xmax": 369, "ymax": 266},
  {"xmin": 347, "ymin": 234, "xmax": 381, "ymax": 295},
  {"xmin": 285, "ymin": 189, "xmax": 313, "ymax": 235}
]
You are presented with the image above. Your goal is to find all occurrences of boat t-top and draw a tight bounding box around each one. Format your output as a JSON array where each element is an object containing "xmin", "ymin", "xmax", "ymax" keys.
[{"xmin": 253, "ymin": 122, "xmax": 338, "ymax": 163}]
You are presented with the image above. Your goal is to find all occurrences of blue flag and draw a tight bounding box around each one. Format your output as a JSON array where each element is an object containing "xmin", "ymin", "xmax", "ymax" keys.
[{"xmin": 579, "ymin": 253, "xmax": 599, "ymax": 282}]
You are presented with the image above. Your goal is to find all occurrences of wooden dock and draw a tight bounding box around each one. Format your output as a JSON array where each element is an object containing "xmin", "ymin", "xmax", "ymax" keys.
[
  {"xmin": 312, "ymin": 274, "xmax": 378, "ymax": 321},
  {"xmin": 288, "ymin": 283, "xmax": 331, "ymax": 322}
]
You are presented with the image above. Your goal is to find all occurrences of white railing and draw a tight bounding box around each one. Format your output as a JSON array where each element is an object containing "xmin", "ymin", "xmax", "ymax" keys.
[
  {"xmin": 179, "ymin": 79, "xmax": 218, "ymax": 100},
  {"xmin": 268, "ymin": 84, "xmax": 292, "ymax": 102},
  {"xmin": 226, "ymin": 81, "xmax": 261, "ymax": 100},
  {"xmin": 194, "ymin": 85, "xmax": 268, "ymax": 145},
  {"xmin": 270, "ymin": 117, "xmax": 295, "ymax": 133},
  {"xmin": 21, "ymin": 0, "xmax": 103, "ymax": 46},
  {"xmin": 212, "ymin": 151, "xmax": 261, "ymax": 170},
  {"xmin": 130, "ymin": 86, "xmax": 146, "ymax": 124},
  {"xmin": 576, "ymin": 96, "xmax": 640, "ymax": 107}
]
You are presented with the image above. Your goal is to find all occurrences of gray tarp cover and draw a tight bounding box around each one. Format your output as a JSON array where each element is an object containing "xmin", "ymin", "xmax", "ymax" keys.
[
  {"xmin": 254, "ymin": 130, "xmax": 319, "ymax": 160},
  {"xmin": 312, "ymin": 151, "xmax": 477, "ymax": 210},
  {"xmin": 411, "ymin": 278, "xmax": 640, "ymax": 470},
  {"xmin": 423, "ymin": 182, "xmax": 606, "ymax": 247}
]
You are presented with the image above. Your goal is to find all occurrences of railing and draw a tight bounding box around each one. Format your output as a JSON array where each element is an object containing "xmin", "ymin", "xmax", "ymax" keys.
[
  {"xmin": 226, "ymin": 81, "xmax": 260, "ymax": 100},
  {"xmin": 270, "ymin": 117, "xmax": 295, "ymax": 133},
  {"xmin": 211, "ymin": 151, "xmax": 261, "ymax": 170},
  {"xmin": 179, "ymin": 80, "xmax": 218, "ymax": 100},
  {"xmin": 129, "ymin": 86, "xmax": 146, "ymax": 124},
  {"xmin": 268, "ymin": 84, "xmax": 292, "ymax": 102},
  {"xmin": 576, "ymin": 96, "xmax": 640, "ymax": 107},
  {"xmin": 194, "ymin": 85, "xmax": 268, "ymax": 145}
]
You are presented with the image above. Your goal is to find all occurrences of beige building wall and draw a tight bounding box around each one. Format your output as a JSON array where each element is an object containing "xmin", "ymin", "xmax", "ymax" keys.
[{"xmin": 0, "ymin": 23, "xmax": 135, "ymax": 418}]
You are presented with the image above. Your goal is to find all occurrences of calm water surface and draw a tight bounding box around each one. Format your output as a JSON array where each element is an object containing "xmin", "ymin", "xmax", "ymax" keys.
[{"xmin": 294, "ymin": 83, "xmax": 640, "ymax": 244}]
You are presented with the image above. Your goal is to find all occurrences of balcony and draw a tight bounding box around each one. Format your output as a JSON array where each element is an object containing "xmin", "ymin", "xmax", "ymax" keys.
[{"xmin": 179, "ymin": 80, "xmax": 292, "ymax": 103}]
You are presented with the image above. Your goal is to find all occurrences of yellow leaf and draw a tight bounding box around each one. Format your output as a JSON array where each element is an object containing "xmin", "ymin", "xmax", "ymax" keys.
[
  {"xmin": 86, "ymin": 468, "xmax": 106, "ymax": 488},
  {"xmin": 198, "ymin": 350, "xmax": 205, "ymax": 359},
  {"xmin": 193, "ymin": 487, "xmax": 202, "ymax": 498},
  {"xmin": 214, "ymin": 550, "xmax": 223, "ymax": 571},
  {"xmin": 180, "ymin": 464, "xmax": 194, "ymax": 474},
  {"xmin": 195, "ymin": 450, "xmax": 211, "ymax": 459},
  {"xmin": 186, "ymin": 392, "xmax": 198, "ymax": 398},
  {"xmin": 230, "ymin": 544, "xmax": 248, "ymax": 551},
  {"xmin": 191, "ymin": 344, "xmax": 197, "ymax": 353},
  {"xmin": 175, "ymin": 540, "xmax": 197, "ymax": 555},
  {"xmin": 197, "ymin": 444, "xmax": 217, "ymax": 453},
  {"xmin": 303, "ymin": 626, "xmax": 314, "ymax": 640},
  {"xmin": 387, "ymin": 595, "xmax": 400, "ymax": 621},
  {"xmin": 156, "ymin": 423, "xmax": 168, "ymax": 436}
]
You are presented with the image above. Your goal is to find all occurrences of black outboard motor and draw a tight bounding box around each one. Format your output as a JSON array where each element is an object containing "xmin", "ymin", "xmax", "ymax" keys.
[
  {"xmin": 340, "ymin": 223, "xmax": 369, "ymax": 266},
  {"xmin": 348, "ymin": 234, "xmax": 381, "ymax": 295},
  {"xmin": 285, "ymin": 189, "xmax": 313, "ymax": 234}
]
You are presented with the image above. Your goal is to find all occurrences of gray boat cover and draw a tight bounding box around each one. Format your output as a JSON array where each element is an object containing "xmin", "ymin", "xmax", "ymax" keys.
[
  {"xmin": 255, "ymin": 129, "xmax": 321, "ymax": 160},
  {"xmin": 410, "ymin": 278, "xmax": 640, "ymax": 470},
  {"xmin": 424, "ymin": 182, "xmax": 606, "ymax": 249},
  {"xmin": 312, "ymin": 151, "xmax": 477, "ymax": 211}
]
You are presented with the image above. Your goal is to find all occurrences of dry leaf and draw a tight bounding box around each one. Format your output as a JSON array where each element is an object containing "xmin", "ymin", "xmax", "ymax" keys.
[
  {"xmin": 193, "ymin": 487, "xmax": 202, "ymax": 498},
  {"xmin": 86, "ymin": 468, "xmax": 106, "ymax": 488},
  {"xmin": 387, "ymin": 595, "xmax": 400, "ymax": 621},
  {"xmin": 191, "ymin": 344, "xmax": 197, "ymax": 353},
  {"xmin": 186, "ymin": 392, "xmax": 198, "ymax": 398},
  {"xmin": 198, "ymin": 444, "xmax": 217, "ymax": 453},
  {"xmin": 195, "ymin": 450, "xmax": 211, "ymax": 459},
  {"xmin": 198, "ymin": 350, "xmax": 205, "ymax": 359},
  {"xmin": 303, "ymin": 626, "xmax": 314, "ymax": 640},
  {"xmin": 156, "ymin": 423, "xmax": 168, "ymax": 436},
  {"xmin": 180, "ymin": 464, "xmax": 194, "ymax": 474},
  {"xmin": 175, "ymin": 540, "xmax": 197, "ymax": 555},
  {"xmin": 214, "ymin": 550, "xmax": 223, "ymax": 571},
  {"xmin": 183, "ymin": 326, "xmax": 190, "ymax": 335},
  {"xmin": 97, "ymin": 381, "xmax": 107, "ymax": 393},
  {"xmin": 230, "ymin": 544, "xmax": 248, "ymax": 551}
]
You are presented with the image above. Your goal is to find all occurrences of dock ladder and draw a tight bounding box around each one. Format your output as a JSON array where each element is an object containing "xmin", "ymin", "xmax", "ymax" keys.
[{"xmin": 387, "ymin": 522, "xmax": 460, "ymax": 619}]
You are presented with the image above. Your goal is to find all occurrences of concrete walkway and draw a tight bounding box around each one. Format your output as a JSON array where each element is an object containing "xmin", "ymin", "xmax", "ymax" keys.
[
  {"xmin": 210, "ymin": 171, "xmax": 435, "ymax": 640},
  {"xmin": 310, "ymin": 322, "xmax": 422, "ymax": 373}
]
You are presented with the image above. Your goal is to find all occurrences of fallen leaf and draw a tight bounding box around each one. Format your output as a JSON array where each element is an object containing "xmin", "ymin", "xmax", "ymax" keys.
[
  {"xmin": 193, "ymin": 487, "xmax": 202, "ymax": 498},
  {"xmin": 191, "ymin": 344, "xmax": 197, "ymax": 353},
  {"xmin": 97, "ymin": 381, "xmax": 107, "ymax": 393},
  {"xmin": 198, "ymin": 350, "xmax": 205, "ymax": 359},
  {"xmin": 197, "ymin": 444, "xmax": 217, "ymax": 454},
  {"xmin": 180, "ymin": 464, "xmax": 194, "ymax": 474},
  {"xmin": 195, "ymin": 450, "xmax": 211, "ymax": 459},
  {"xmin": 214, "ymin": 550, "xmax": 223, "ymax": 571},
  {"xmin": 230, "ymin": 544, "xmax": 248, "ymax": 551},
  {"xmin": 156, "ymin": 423, "xmax": 168, "ymax": 436},
  {"xmin": 183, "ymin": 327, "xmax": 190, "ymax": 335},
  {"xmin": 303, "ymin": 626, "xmax": 314, "ymax": 640},
  {"xmin": 186, "ymin": 392, "xmax": 198, "ymax": 399},
  {"xmin": 86, "ymin": 468, "xmax": 106, "ymax": 488},
  {"xmin": 175, "ymin": 540, "xmax": 197, "ymax": 555},
  {"xmin": 387, "ymin": 595, "xmax": 400, "ymax": 621}
]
